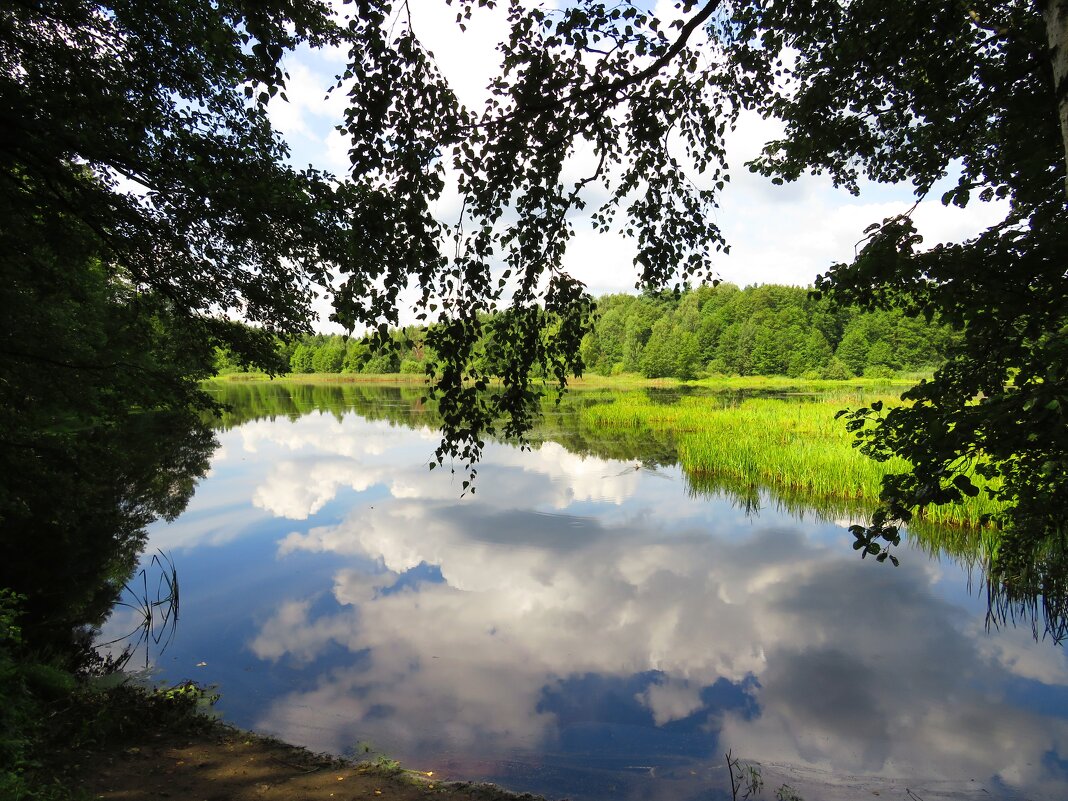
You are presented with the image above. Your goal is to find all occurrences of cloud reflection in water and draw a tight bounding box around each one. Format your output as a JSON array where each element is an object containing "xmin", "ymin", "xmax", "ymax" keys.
[{"xmin": 165, "ymin": 410, "xmax": 1068, "ymax": 800}]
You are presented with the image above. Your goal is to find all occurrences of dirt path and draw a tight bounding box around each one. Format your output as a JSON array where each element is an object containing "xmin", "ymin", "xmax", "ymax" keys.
[{"xmin": 78, "ymin": 725, "xmax": 548, "ymax": 801}]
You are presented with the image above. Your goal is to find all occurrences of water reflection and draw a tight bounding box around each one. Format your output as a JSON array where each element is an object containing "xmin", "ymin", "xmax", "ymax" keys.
[
  {"xmin": 135, "ymin": 384, "xmax": 1068, "ymax": 801},
  {"xmin": 2, "ymin": 406, "xmax": 214, "ymax": 656}
]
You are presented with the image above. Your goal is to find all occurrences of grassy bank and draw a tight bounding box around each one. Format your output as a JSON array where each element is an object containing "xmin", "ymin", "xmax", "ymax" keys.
[
  {"xmin": 214, "ymin": 370, "xmax": 430, "ymax": 384},
  {"xmin": 211, "ymin": 370, "xmax": 683, "ymax": 390},
  {"xmin": 211, "ymin": 370, "xmax": 924, "ymax": 390}
]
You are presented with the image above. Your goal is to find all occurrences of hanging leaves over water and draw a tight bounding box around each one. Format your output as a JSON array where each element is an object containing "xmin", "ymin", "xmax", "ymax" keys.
[{"xmin": 4, "ymin": 1, "xmax": 1067, "ymax": 637}]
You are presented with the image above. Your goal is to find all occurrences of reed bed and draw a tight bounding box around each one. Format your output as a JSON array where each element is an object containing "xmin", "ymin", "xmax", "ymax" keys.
[{"xmin": 584, "ymin": 391, "xmax": 1003, "ymax": 528}]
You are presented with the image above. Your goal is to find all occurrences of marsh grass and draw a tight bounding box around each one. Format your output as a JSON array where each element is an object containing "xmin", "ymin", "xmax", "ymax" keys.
[
  {"xmin": 689, "ymin": 375, "xmax": 917, "ymax": 391},
  {"xmin": 584, "ymin": 390, "xmax": 1003, "ymax": 528}
]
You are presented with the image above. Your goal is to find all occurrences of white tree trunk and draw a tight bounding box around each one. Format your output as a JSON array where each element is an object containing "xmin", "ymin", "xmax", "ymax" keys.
[{"xmin": 1043, "ymin": 0, "xmax": 1068, "ymax": 199}]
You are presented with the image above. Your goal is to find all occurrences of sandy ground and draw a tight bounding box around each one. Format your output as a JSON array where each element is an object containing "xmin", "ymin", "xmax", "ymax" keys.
[{"xmin": 76, "ymin": 724, "xmax": 547, "ymax": 801}]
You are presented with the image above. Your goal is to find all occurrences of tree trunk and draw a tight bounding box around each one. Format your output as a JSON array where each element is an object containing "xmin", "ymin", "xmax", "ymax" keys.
[{"xmin": 1043, "ymin": 0, "xmax": 1068, "ymax": 200}]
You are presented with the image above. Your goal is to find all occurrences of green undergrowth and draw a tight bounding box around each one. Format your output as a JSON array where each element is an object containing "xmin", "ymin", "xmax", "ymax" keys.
[{"xmin": 584, "ymin": 390, "xmax": 1003, "ymax": 528}]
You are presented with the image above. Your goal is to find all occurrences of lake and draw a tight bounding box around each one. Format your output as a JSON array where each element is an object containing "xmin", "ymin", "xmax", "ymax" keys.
[{"xmin": 103, "ymin": 382, "xmax": 1068, "ymax": 801}]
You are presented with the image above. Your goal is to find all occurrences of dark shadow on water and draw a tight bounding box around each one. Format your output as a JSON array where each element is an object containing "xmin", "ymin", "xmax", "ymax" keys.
[{"xmin": 0, "ymin": 405, "xmax": 215, "ymax": 660}]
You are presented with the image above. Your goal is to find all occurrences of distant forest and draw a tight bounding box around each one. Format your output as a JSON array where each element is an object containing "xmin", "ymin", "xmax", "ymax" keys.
[{"xmin": 219, "ymin": 283, "xmax": 960, "ymax": 381}]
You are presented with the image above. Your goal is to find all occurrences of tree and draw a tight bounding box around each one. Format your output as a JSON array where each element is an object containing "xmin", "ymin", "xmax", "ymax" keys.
[
  {"xmin": 333, "ymin": 0, "xmax": 1066, "ymax": 631},
  {"xmin": 2, "ymin": 1, "xmax": 369, "ymax": 363},
  {"xmin": 639, "ymin": 317, "xmax": 680, "ymax": 378},
  {"xmin": 726, "ymin": 0, "xmax": 1067, "ymax": 577},
  {"xmin": 6, "ymin": 2, "xmax": 1067, "ymax": 617},
  {"xmin": 2, "ymin": 0, "xmax": 362, "ymax": 646},
  {"xmin": 835, "ymin": 323, "xmax": 874, "ymax": 375},
  {"xmin": 311, "ymin": 337, "xmax": 346, "ymax": 373},
  {"xmin": 0, "ymin": 240, "xmax": 217, "ymax": 652}
]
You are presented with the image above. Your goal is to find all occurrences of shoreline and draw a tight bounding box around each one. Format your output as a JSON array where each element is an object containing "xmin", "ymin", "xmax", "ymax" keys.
[
  {"xmin": 207, "ymin": 371, "xmax": 921, "ymax": 390},
  {"xmin": 75, "ymin": 705, "xmax": 553, "ymax": 801}
]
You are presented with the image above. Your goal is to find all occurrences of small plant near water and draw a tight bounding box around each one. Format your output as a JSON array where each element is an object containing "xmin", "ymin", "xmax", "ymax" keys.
[
  {"xmin": 351, "ymin": 742, "xmax": 405, "ymax": 777},
  {"xmin": 369, "ymin": 754, "xmax": 404, "ymax": 776},
  {"xmin": 350, "ymin": 742, "xmax": 441, "ymax": 786},
  {"xmin": 98, "ymin": 550, "xmax": 180, "ymax": 670},
  {"xmin": 726, "ymin": 749, "xmax": 763, "ymax": 800},
  {"xmin": 725, "ymin": 749, "xmax": 804, "ymax": 801}
]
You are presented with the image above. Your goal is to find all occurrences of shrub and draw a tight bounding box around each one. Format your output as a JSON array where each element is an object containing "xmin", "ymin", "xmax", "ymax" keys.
[
  {"xmin": 821, "ymin": 357, "xmax": 853, "ymax": 380},
  {"xmin": 863, "ymin": 364, "xmax": 896, "ymax": 379}
]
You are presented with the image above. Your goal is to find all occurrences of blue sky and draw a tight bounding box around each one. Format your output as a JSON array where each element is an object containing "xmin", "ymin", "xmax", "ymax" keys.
[{"xmin": 265, "ymin": 1, "xmax": 1008, "ymax": 332}]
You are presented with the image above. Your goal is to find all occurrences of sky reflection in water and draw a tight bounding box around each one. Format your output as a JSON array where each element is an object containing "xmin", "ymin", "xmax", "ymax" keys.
[{"xmin": 126, "ymin": 393, "xmax": 1068, "ymax": 801}]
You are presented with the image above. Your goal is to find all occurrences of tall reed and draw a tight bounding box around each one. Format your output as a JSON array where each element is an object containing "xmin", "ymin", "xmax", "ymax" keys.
[{"xmin": 583, "ymin": 391, "xmax": 1002, "ymax": 528}]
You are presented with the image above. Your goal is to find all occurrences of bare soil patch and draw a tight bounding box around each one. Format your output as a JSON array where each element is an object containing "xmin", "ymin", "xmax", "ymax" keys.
[{"xmin": 76, "ymin": 724, "xmax": 548, "ymax": 801}]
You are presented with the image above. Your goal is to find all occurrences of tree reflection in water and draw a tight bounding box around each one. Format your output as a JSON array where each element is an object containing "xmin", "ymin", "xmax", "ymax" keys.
[
  {"xmin": 0, "ymin": 406, "xmax": 214, "ymax": 662},
  {"xmin": 207, "ymin": 379, "xmax": 1068, "ymax": 645}
]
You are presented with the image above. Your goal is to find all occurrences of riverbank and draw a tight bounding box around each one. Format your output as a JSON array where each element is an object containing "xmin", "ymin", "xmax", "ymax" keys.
[
  {"xmin": 210, "ymin": 370, "xmax": 921, "ymax": 391},
  {"xmin": 211, "ymin": 370, "xmax": 684, "ymax": 389},
  {"xmin": 77, "ymin": 714, "xmax": 545, "ymax": 801},
  {"xmin": 19, "ymin": 675, "xmax": 549, "ymax": 801}
]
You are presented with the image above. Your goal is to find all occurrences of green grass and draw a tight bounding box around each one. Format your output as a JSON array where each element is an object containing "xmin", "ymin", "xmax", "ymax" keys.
[
  {"xmin": 583, "ymin": 390, "xmax": 1003, "ymax": 528},
  {"xmin": 212, "ymin": 370, "xmax": 683, "ymax": 389},
  {"xmin": 213, "ymin": 371, "xmax": 428, "ymax": 384},
  {"xmin": 687, "ymin": 374, "xmax": 919, "ymax": 391}
]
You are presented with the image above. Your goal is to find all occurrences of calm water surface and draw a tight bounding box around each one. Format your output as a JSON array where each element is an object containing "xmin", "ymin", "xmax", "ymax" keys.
[{"xmin": 105, "ymin": 384, "xmax": 1068, "ymax": 801}]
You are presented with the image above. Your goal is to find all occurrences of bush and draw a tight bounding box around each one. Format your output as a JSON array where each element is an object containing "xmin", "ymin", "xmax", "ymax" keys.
[
  {"xmin": 863, "ymin": 364, "xmax": 896, "ymax": 379},
  {"xmin": 821, "ymin": 357, "xmax": 854, "ymax": 380},
  {"xmin": 361, "ymin": 351, "xmax": 399, "ymax": 374}
]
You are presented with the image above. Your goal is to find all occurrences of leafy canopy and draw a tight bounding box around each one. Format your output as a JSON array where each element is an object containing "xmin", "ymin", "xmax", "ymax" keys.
[
  {"xmin": 333, "ymin": 0, "xmax": 1067, "ymax": 566},
  {"xmin": 4, "ymin": 2, "xmax": 1067, "ymax": 587}
]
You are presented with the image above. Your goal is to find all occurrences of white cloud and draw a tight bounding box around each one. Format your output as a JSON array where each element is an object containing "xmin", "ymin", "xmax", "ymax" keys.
[
  {"xmin": 249, "ymin": 597, "xmax": 359, "ymax": 663},
  {"xmin": 638, "ymin": 677, "xmax": 706, "ymax": 726},
  {"xmin": 974, "ymin": 622, "xmax": 1068, "ymax": 685},
  {"xmin": 249, "ymin": 501, "xmax": 1068, "ymax": 798},
  {"xmin": 253, "ymin": 458, "xmax": 383, "ymax": 519},
  {"xmin": 235, "ymin": 407, "xmax": 647, "ymax": 518}
]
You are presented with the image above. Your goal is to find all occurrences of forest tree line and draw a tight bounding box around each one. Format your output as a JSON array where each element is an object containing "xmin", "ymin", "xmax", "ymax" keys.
[{"xmin": 218, "ymin": 283, "xmax": 960, "ymax": 381}]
